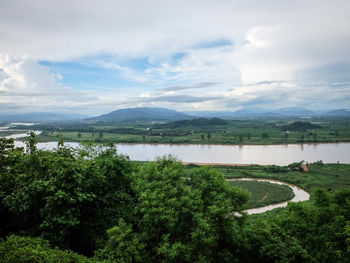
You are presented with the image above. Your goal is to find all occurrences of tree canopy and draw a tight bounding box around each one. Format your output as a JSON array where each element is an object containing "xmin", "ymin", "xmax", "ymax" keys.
[{"xmin": 0, "ymin": 135, "xmax": 349, "ymax": 262}]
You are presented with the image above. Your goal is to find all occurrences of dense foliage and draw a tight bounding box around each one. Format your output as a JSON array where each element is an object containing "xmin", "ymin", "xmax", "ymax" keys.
[
  {"xmin": 281, "ymin": 121, "xmax": 321, "ymax": 131},
  {"xmin": 1, "ymin": 135, "xmax": 350, "ymax": 262},
  {"xmin": 0, "ymin": 235, "xmax": 94, "ymax": 263},
  {"xmin": 272, "ymin": 188, "xmax": 350, "ymax": 263},
  {"xmin": 96, "ymin": 158, "xmax": 249, "ymax": 262},
  {"xmin": 155, "ymin": 118, "xmax": 228, "ymax": 128},
  {"xmin": 0, "ymin": 135, "xmax": 135, "ymax": 255}
]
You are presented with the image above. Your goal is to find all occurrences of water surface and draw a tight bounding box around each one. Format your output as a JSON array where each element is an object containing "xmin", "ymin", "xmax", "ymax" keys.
[{"xmin": 5, "ymin": 132, "xmax": 350, "ymax": 165}]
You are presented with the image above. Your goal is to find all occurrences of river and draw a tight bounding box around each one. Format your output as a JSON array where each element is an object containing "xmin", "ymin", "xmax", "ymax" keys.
[{"xmin": 4, "ymin": 131, "xmax": 350, "ymax": 165}]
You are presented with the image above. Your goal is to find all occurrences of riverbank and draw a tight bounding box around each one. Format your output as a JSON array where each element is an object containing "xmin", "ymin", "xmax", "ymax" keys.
[
  {"xmin": 226, "ymin": 178, "xmax": 309, "ymax": 214},
  {"xmin": 34, "ymin": 131, "xmax": 350, "ymax": 145},
  {"xmin": 10, "ymin": 116, "xmax": 350, "ymax": 146},
  {"xmin": 217, "ymin": 163, "xmax": 350, "ymax": 192}
]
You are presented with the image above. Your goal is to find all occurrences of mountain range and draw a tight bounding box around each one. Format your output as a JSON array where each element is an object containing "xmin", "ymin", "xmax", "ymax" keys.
[
  {"xmin": 86, "ymin": 107, "xmax": 192, "ymax": 122},
  {"xmin": 86, "ymin": 107, "xmax": 350, "ymax": 122},
  {"xmin": 1, "ymin": 107, "xmax": 349, "ymax": 123}
]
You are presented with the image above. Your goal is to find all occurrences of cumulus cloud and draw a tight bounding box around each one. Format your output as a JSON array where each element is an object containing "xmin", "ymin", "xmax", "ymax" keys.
[
  {"xmin": 0, "ymin": 0, "xmax": 349, "ymax": 113},
  {"xmin": 0, "ymin": 54, "xmax": 95, "ymax": 113}
]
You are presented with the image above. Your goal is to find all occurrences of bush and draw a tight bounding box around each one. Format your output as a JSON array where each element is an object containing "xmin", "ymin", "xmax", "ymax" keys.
[
  {"xmin": 264, "ymin": 165, "xmax": 289, "ymax": 173},
  {"xmin": 0, "ymin": 137, "xmax": 136, "ymax": 256},
  {"xmin": 0, "ymin": 235, "xmax": 95, "ymax": 263},
  {"xmin": 97, "ymin": 157, "xmax": 250, "ymax": 262}
]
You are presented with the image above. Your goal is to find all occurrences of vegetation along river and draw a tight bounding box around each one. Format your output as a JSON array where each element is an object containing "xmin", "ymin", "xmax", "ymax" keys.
[
  {"xmin": 5, "ymin": 132, "xmax": 350, "ymax": 166},
  {"xmin": 4, "ymin": 131, "xmax": 315, "ymax": 214}
]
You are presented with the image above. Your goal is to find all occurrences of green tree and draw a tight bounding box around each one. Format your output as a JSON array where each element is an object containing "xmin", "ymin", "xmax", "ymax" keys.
[
  {"xmin": 274, "ymin": 188, "xmax": 350, "ymax": 263},
  {"xmin": 26, "ymin": 131, "xmax": 38, "ymax": 154},
  {"xmin": 0, "ymin": 136, "xmax": 135, "ymax": 256},
  {"xmin": 262, "ymin": 132, "xmax": 269, "ymax": 139},
  {"xmin": 97, "ymin": 157, "xmax": 249, "ymax": 262}
]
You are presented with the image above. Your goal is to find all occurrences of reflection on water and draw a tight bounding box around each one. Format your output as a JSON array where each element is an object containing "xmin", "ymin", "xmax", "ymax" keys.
[
  {"xmin": 111, "ymin": 142, "xmax": 350, "ymax": 165},
  {"xmin": 4, "ymin": 132, "xmax": 350, "ymax": 165}
]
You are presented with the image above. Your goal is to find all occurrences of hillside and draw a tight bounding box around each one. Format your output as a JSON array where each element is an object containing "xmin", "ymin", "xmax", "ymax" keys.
[
  {"xmin": 187, "ymin": 107, "xmax": 316, "ymax": 119},
  {"xmin": 87, "ymin": 107, "xmax": 193, "ymax": 122},
  {"xmin": 323, "ymin": 109, "xmax": 350, "ymax": 116},
  {"xmin": 155, "ymin": 117, "xmax": 228, "ymax": 128}
]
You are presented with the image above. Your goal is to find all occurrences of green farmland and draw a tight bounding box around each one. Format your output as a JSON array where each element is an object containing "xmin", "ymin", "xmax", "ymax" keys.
[
  {"xmin": 216, "ymin": 163, "xmax": 350, "ymax": 191},
  {"xmin": 227, "ymin": 180, "xmax": 295, "ymax": 208},
  {"xmin": 12, "ymin": 117, "xmax": 350, "ymax": 145}
]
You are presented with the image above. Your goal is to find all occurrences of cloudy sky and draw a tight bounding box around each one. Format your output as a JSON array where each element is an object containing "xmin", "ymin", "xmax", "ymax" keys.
[{"xmin": 0, "ymin": 0, "xmax": 349, "ymax": 115}]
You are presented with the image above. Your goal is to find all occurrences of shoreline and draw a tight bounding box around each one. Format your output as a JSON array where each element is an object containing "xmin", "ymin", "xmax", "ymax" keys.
[
  {"xmin": 20, "ymin": 133, "xmax": 350, "ymax": 147},
  {"xmin": 227, "ymin": 178, "xmax": 310, "ymax": 215}
]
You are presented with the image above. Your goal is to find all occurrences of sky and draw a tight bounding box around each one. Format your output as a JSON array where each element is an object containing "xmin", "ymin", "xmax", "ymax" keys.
[{"xmin": 0, "ymin": 0, "xmax": 350, "ymax": 115}]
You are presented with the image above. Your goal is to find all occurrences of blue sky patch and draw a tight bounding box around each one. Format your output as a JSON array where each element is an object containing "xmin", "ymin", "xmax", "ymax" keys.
[{"xmin": 193, "ymin": 39, "xmax": 233, "ymax": 49}]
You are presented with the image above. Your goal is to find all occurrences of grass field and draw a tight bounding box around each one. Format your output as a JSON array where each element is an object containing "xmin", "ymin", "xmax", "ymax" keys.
[
  {"xmin": 216, "ymin": 163, "xmax": 350, "ymax": 191},
  {"xmin": 16, "ymin": 117, "xmax": 350, "ymax": 145},
  {"xmin": 227, "ymin": 180, "xmax": 294, "ymax": 209}
]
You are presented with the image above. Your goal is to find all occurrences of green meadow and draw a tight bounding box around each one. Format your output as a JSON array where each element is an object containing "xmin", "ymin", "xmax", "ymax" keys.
[
  {"xmin": 227, "ymin": 180, "xmax": 295, "ymax": 209},
  {"xmin": 28, "ymin": 117, "xmax": 350, "ymax": 145}
]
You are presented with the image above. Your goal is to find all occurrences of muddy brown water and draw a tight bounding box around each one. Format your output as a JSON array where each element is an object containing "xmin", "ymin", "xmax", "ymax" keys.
[{"xmin": 6, "ymin": 132, "xmax": 350, "ymax": 165}]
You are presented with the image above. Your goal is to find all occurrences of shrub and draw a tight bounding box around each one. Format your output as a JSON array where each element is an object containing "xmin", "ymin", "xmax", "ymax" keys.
[{"xmin": 0, "ymin": 235, "xmax": 95, "ymax": 263}]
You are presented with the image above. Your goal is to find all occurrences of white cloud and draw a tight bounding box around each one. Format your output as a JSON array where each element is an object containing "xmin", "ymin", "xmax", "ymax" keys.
[
  {"xmin": 0, "ymin": 0, "xmax": 349, "ymax": 112},
  {"xmin": 0, "ymin": 54, "xmax": 61, "ymax": 93},
  {"xmin": 1, "ymin": 0, "xmax": 347, "ymax": 62},
  {"xmin": 0, "ymin": 54, "xmax": 96, "ymax": 113}
]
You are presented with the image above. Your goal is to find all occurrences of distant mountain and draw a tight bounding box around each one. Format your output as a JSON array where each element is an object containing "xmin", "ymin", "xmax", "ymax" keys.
[
  {"xmin": 155, "ymin": 118, "xmax": 228, "ymax": 128},
  {"xmin": 88, "ymin": 107, "xmax": 193, "ymax": 122},
  {"xmin": 271, "ymin": 107, "xmax": 315, "ymax": 117},
  {"xmin": 322, "ymin": 109, "xmax": 350, "ymax": 116},
  {"xmin": 0, "ymin": 112, "xmax": 89, "ymax": 122},
  {"xmin": 2, "ymin": 107, "xmax": 348, "ymax": 123},
  {"xmin": 186, "ymin": 108, "xmax": 270, "ymax": 119},
  {"xmin": 185, "ymin": 111, "xmax": 239, "ymax": 119},
  {"xmin": 187, "ymin": 107, "xmax": 316, "ymax": 119}
]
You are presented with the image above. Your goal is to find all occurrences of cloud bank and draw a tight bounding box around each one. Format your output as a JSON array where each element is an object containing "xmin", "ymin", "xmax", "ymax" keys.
[{"xmin": 0, "ymin": 0, "xmax": 349, "ymax": 114}]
